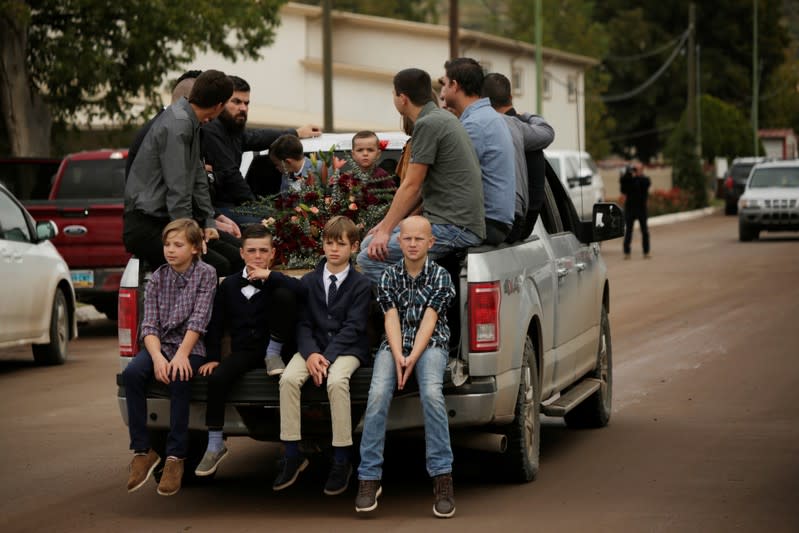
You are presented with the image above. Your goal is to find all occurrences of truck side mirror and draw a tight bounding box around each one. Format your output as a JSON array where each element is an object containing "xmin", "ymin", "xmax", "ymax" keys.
[
  {"xmin": 36, "ymin": 220, "xmax": 58, "ymax": 242},
  {"xmin": 577, "ymin": 203, "xmax": 624, "ymax": 243}
]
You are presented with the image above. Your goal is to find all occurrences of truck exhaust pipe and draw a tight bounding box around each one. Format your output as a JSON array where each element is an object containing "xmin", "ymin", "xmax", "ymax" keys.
[{"xmin": 451, "ymin": 432, "xmax": 508, "ymax": 453}]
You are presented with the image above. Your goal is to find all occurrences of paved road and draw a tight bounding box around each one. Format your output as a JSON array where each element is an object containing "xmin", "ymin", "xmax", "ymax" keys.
[{"xmin": 1, "ymin": 213, "xmax": 797, "ymax": 533}]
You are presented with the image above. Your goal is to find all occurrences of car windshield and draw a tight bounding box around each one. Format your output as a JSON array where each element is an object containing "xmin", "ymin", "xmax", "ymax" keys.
[
  {"xmin": 59, "ymin": 159, "xmax": 126, "ymax": 199},
  {"xmin": 749, "ymin": 168, "xmax": 799, "ymax": 188},
  {"xmin": 731, "ymin": 163, "xmax": 755, "ymax": 180}
]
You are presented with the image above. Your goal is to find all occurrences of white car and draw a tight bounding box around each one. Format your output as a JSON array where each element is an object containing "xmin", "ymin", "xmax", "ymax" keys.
[
  {"xmin": 737, "ymin": 160, "xmax": 799, "ymax": 241},
  {"xmin": 0, "ymin": 183, "xmax": 77, "ymax": 364},
  {"xmin": 545, "ymin": 150, "xmax": 605, "ymax": 220}
]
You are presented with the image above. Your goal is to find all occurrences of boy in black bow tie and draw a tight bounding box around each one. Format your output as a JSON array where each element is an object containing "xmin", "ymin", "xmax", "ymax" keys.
[{"xmin": 193, "ymin": 223, "xmax": 302, "ymax": 477}]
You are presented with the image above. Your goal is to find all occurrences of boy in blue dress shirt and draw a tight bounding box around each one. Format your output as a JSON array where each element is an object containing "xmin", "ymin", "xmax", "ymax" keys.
[
  {"xmin": 274, "ymin": 216, "xmax": 373, "ymax": 495},
  {"xmin": 355, "ymin": 215, "xmax": 457, "ymax": 518}
]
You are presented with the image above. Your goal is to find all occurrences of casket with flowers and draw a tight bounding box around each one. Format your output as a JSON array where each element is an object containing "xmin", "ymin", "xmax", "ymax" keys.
[{"xmin": 235, "ymin": 148, "xmax": 397, "ymax": 269}]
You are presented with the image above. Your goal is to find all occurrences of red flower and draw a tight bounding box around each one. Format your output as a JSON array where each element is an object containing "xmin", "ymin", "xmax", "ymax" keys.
[{"xmin": 378, "ymin": 139, "xmax": 389, "ymax": 151}]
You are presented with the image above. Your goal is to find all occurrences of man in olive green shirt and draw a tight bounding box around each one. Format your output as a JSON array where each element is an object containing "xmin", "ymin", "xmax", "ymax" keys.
[{"xmin": 357, "ymin": 68, "xmax": 485, "ymax": 283}]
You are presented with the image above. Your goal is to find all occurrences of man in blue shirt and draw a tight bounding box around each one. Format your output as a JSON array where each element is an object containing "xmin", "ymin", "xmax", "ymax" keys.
[{"xmin": 440, "ymin": 58, "xmax": 516, "ymax": 244}]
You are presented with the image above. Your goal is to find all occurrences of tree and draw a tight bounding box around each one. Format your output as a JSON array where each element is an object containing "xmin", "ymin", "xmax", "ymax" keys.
[
  {"xmin": 296, "ymin": 0, "xmax": 439, "ymax": 23},
  {"xmin": 699, "ymin": 94, "xmax": 755, "ymax": 161},
  {"xmin": 761, "ymin": 44, "xmax": 799, "ymax": 133},
  {"xmin": 664, "ymin": 127, "xmax": 707, "ymax": 209},
  {"xmin": 0, "ymin": 0, "xmax": 286, "ymax": 156}
]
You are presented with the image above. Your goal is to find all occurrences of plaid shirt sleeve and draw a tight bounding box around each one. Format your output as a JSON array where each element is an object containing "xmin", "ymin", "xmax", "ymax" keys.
[
  {"xmin": 185, "ymin": 264, "xmax": 217, "ymax": 334},
  {"xmin": 377, "ymin": 266, "xmax": 398, "ymax": 314},
  {"xmin": 139, "ymin": 268, "xmax": 163, "ymax": 339},
  {"xmin": 426, "ymin": 265, "xmax": 455, "ymax": 316}
]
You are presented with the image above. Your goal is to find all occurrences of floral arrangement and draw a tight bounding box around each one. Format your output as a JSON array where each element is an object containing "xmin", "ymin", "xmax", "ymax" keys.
[
  {"xmin": 612, "ymin": 187, "xmax": 693, "ymax": 217},
  {"xmin": 236, "ymin": 148, "xmax": 397, "ymax": 269}
]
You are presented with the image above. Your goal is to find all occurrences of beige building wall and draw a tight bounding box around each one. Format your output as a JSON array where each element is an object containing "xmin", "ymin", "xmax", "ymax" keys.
[{"xmin": 177, "ymin": 3, "xmax": 595, "ymax": 150}]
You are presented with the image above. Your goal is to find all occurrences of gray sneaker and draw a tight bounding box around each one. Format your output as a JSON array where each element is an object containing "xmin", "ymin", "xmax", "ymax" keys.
[
  {"xmin": 194, "ymin": 446, "xmax": 229, "ymax": 477},
  {"xmin": 266, "ymin": 356, "xmax": 286, "ymax": 376},
  {"xmin": 354, "ymin": 479, "xmax": 382, "ymax": 513}
]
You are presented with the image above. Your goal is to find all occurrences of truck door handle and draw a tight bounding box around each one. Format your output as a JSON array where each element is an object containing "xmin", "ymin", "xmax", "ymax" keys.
[{"xmin": 575, "ymin": 262, "xmax": 586, "ymax": 272}]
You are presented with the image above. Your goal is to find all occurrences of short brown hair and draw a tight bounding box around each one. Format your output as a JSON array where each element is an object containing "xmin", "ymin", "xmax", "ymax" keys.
[
  {"xmin": 241, "ymin": 223, "xmax": 273, "ymax": 245},
  {"xmin": 482, "ymin": 72, "xmax": 512, "ymax": 108},
  {"xmin": 270, "ymin": 134, "xmax": 304, "ymax": 160},
  {"xmin": 188, "ymin": 69, "xmax": 234, "ymax": 108},
  {"xmin": 161, "ymin": 218, "xmax": 204, "ymax": 259},
  {"xmin": 323, "ymin": 215, "xmax": 360, "ymax": 245},
  {"xmin": 352, "ymin": 130, "xmax": 379, "ymax": 148},
  {"xmin": 393, "ymin": 68, "xmax": 434, "ymax": 106}
]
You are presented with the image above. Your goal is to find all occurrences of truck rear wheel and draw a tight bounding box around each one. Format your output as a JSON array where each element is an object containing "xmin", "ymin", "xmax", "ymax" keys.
[
  {"xmin": 565, "ymin": 306, "xmax": 613, "ymax": 429},
  {"xmin": 498, "ymin": 336, "xmax": 540, "ymax": 483},
  {"xmin": 32, "ymin": 289, "xmax": 69, "ymax": 365}
]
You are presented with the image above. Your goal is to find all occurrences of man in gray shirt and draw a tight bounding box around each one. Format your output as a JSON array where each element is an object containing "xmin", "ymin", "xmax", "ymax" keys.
[
  {"xmin": 124, "ymin": 70, "xmax": 236, "ymax": 273},
  {"xmin": 482, "ymin": 73, "xmax": 555, "ymax": 242},
  {"xmin": 357, "ymin": 68, "xmax": 485, "ymax": 283}
]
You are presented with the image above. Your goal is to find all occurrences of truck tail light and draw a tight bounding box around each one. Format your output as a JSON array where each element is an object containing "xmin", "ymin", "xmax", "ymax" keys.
[
  {"xmin": 118, "ymin": 288, "xmax": 139, "ymax": 356},
  {"xmin": 725, "ymin": 176, "xmax": 734, "ymax": 190},
  {"xmin": 469, "ymin": 281, "xmax": 501, "ymax": 352}
]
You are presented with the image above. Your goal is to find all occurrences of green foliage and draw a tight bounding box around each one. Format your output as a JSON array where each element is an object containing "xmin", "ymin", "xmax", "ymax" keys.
[
  {"xmin": 699, "ymin": 94, "xmax": 756, "ymax": 161},
  {"xmin": 664, "ymin": 127, "xmax": 707, "ymax": 209},
  {"xmin": 296, "ymin": 0, "xmax": 438, "ymax": 23},
  {"xmin": 15, "ymin": 0, "xmax": 286, "ymax": 124},
  {"xmin": 761, "ymin": 44, "xmax": 799, "ymax": 133}
]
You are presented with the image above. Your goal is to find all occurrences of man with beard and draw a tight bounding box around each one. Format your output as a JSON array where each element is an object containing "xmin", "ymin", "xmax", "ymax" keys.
[{"xmin": 201, "ymin": 76, "xmax": 321, "ymax": 226}]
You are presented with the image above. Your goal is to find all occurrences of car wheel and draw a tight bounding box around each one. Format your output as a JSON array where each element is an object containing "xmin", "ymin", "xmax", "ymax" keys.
[
  {"xmin": 150, "ymin": 429, "xmax": 214, "ymax": 484},
  {"xmin": 32, "ymin": 289, "xmax": 69, "ymax": 365},
  {"xmin": 565, "ymin": 306, "xmax": 613, "ymax": 429},
  {"xmin": 738, "ymin": 221, "xmax": 758, "ymax": 242},
  {"xmin": 497, "ymin": 335, "xmax": 540, "ymax": 483}
]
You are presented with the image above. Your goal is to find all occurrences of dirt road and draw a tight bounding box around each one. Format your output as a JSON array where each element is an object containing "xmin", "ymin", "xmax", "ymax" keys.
[{"xmin": 1, "ymin": 212, "xmax": 797, "ymax": 532}]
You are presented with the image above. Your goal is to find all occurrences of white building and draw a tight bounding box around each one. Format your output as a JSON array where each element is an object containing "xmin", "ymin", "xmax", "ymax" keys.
[{"xmin": 179, "ymin": 2, "xmax": 596, "ymax": 151}]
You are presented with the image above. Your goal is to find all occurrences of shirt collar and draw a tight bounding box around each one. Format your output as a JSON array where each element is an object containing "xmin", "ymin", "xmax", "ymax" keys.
[
  {"xmin": 169, "ymin": 261, "xmax": 197, "ymax": 287},
  {"xmin": 324, "ymin": 263, "xmax": 350, "ymax": 283},
  {"xmin": 399, "ymin": 256, "xmax": 431, "ymax": 280},
  {"xmin": 417, "ymin": 101, "xmax": 439, "ymax": 120},
  {"xmin": 460, "ymin": 97, "xmax": 490, "ymax": 122}
]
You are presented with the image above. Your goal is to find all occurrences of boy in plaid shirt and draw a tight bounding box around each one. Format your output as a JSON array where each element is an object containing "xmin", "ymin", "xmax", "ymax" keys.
[
  {"xmin": 121, "ymin": 218, "xmax": 217, "ymax": 497},
  {"xmin": 355, "ymin": 215, "xmax": 457, "ymax": 518}
]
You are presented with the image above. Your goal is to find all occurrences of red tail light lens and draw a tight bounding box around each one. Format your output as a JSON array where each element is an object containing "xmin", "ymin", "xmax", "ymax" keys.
[
  {"xmin": 469, "ymin": 281, "xmax": 501, "ymax": 352},
  {"xmin": 118, "ymin": 288, "xmax": 139, "ymax": 356},
  {"xmin": 725, "ymin": 176, "xmax": 734, "ymax": 189}
]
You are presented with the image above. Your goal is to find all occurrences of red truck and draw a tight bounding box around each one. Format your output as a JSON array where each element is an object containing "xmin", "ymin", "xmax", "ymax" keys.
[{"xmin": 25, "ymin": 149, "xmax": 129, "ymax": 319}]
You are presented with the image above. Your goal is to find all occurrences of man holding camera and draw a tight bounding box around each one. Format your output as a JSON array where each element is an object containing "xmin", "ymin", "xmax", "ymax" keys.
[{"xmin": 620, "ymin": 162, "xmax": 651, "ymax": 259}]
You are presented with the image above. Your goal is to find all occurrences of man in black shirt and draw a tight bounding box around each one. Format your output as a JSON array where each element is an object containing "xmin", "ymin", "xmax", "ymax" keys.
[
  {"xmin": 201, "ymin": 75, "xmax": 321, "ymax": 226},
  {"xmin": 620, "ymin": 163, "xmax": 652, "ymax": 259}
]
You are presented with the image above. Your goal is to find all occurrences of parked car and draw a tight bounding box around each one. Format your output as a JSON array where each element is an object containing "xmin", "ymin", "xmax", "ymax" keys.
[
  {"xmin": 738, "ymin": 160, "xmax": 799, "ymax": 241},
  {"xmin": 544, "ymin": 150, "xmax": 605, "ymax": 220},
  {"xmin": 0, "ymin": 183, "xmax": 78, "ymax": 364},
  {"xmin": 723, "ymin": 157, "xmax": 769, "ymax": 215}
]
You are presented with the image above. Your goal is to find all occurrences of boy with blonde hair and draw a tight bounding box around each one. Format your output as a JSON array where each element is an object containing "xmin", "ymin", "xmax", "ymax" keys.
[{"xmin": 122, "ymin": 218, "xmax": 217, "ymax": 496}]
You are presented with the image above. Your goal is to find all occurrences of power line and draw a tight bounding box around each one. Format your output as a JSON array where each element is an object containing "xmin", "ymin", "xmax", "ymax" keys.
[{"xmin": 603, "ymin": 33, "xmax": 685, "ymax": 62}]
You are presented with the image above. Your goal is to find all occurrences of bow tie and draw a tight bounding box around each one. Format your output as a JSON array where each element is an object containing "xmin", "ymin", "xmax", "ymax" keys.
[{"xmin": 238, "ymin": 276, "xmax": 265, "ymax": 290}]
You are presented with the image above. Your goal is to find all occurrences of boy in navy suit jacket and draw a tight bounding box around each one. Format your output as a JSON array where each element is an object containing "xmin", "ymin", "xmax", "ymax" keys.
[
  {"xmin": 193, "ymin": 224, "xmax": 302, "ymax": 477},
  {"xmin": 274, "ymin": 216, "xmax": 372, "ymax": 495}
]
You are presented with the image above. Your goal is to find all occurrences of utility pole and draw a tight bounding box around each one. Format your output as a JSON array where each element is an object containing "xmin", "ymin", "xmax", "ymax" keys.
[
  {"xmin": 752, "ymin": 0, "xmax": 759, "ymax": 155},
  {"xmin": 322, "ymin": 0, "xmax": 333, "ymax": 132},
  {"xmin": 686, "ymin": 3, "xmax": 696, "ymax": 145},
  {"xmin": 696, "ymin": 44, "xmax": 702, "ymax": 158},
  {"xmin": 449, "ymin": 0, "xmax": 459, "ymax": 59},
  {"xmin": 535, "ymin": 0, "xmax": 543, "ymax": 115}
]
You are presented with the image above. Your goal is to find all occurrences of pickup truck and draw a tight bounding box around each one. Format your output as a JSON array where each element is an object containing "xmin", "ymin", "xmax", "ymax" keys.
[
  {"xmin": 25, "ymin": 149, "xmax": 129, "ymax": 319},
  {"xmin": 115, "ymin": 150, "xmax": 625, "ymax": 483}
]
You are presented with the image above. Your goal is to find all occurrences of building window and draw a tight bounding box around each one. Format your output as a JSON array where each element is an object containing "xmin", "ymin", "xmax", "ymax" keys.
[
  {"xmin": 567, "ymin": 75, "xmax": 578, "ymax": 102},
  {"xmin": 542, "ymin": 73, "xmax": 552, "ymax": 100},
  {"xmin": 512, "ymin": 68, "xmax": 523, "ymax": 96}
]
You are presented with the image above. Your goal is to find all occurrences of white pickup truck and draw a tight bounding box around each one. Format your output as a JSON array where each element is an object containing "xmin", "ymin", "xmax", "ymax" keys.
[{"xmin": 115, "ymin": 149, "xmax": 624, "ymax": 483}]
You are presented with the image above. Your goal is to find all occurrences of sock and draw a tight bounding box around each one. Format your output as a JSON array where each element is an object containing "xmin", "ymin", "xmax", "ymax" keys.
[
  {"xmin": 133, "ymin": 449, "xmax": 149, "ymax": 455},
  {"xmin": 265, "ymin": 339, "xmax": 283, "ymax": 359},
  {"xmin": 284, "ymin": 441, "xmax": 300, "ymax": 458},
  {"xmin": 207, "ymin": 430, "xmax": 224, "ymax": 453},
  {"xmin": 333, "ymin": 445, "xmax": 351, "ymax": 464}
]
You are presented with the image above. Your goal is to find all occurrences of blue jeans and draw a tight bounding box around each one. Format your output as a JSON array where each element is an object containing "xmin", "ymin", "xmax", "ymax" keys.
[
  {"xmin": 122, "ymin": 348, "xmax": 203, "ymax": 458},
  {"xmin": 357, "ymin": 223, "xmax": 482, "ymax": 283},
  {"xmin": 358, "ymin": 346, "xmax": 453, "ymax": 480}
]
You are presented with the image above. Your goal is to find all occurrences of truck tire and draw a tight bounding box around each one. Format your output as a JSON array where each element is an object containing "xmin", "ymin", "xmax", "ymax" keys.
[
  {"xmin": 498, "ymin": 336, "xmax": 540, "ymax": 483},
  {"xmin": 738, "ymin": 221, "xmax": 759, "ymax": 242},
  {"xmin": 32, "ymin": 289, "xmax": 69, "ymax": 365},
  {"xmin": 150, "ymin": 429, "xmax": 214, "ymax": 484},
  {"xmin": 724, "ymin": 198, "xmax": 737, "ymax": 216},
  {"xmin": 565, "ymin": 306, "xmax": 613, "ymax": 429}
]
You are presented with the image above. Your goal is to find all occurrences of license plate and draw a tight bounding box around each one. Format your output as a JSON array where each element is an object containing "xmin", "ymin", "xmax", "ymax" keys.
[{"xmin": 71, "ymin": 269, "xmax": 94, "ymax": 288}]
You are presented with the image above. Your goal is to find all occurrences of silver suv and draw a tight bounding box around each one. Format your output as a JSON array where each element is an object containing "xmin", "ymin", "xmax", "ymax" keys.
[{"xmin": 738, "ymin": 160, "xmax": 799, "ymax": 241}]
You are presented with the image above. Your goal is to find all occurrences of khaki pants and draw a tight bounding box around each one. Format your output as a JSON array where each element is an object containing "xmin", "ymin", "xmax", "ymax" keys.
[{"xmin": 279, "ymin": 353, "xmax": 361, "ymax": 446}]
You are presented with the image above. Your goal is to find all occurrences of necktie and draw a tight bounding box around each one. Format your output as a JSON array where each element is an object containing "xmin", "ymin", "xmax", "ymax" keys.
[{"xmin": 328, "ymin": 274, "xmax": 338, "ymax": 307}]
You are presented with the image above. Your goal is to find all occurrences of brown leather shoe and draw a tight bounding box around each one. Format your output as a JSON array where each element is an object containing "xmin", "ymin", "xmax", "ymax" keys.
[
  {"xmin": 127, "ymin": 450, "xmax": 160, "ymax": 493},
  {"xmin": 157, "ymin": 457, "xmax": 184, "ymax": 496}
]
